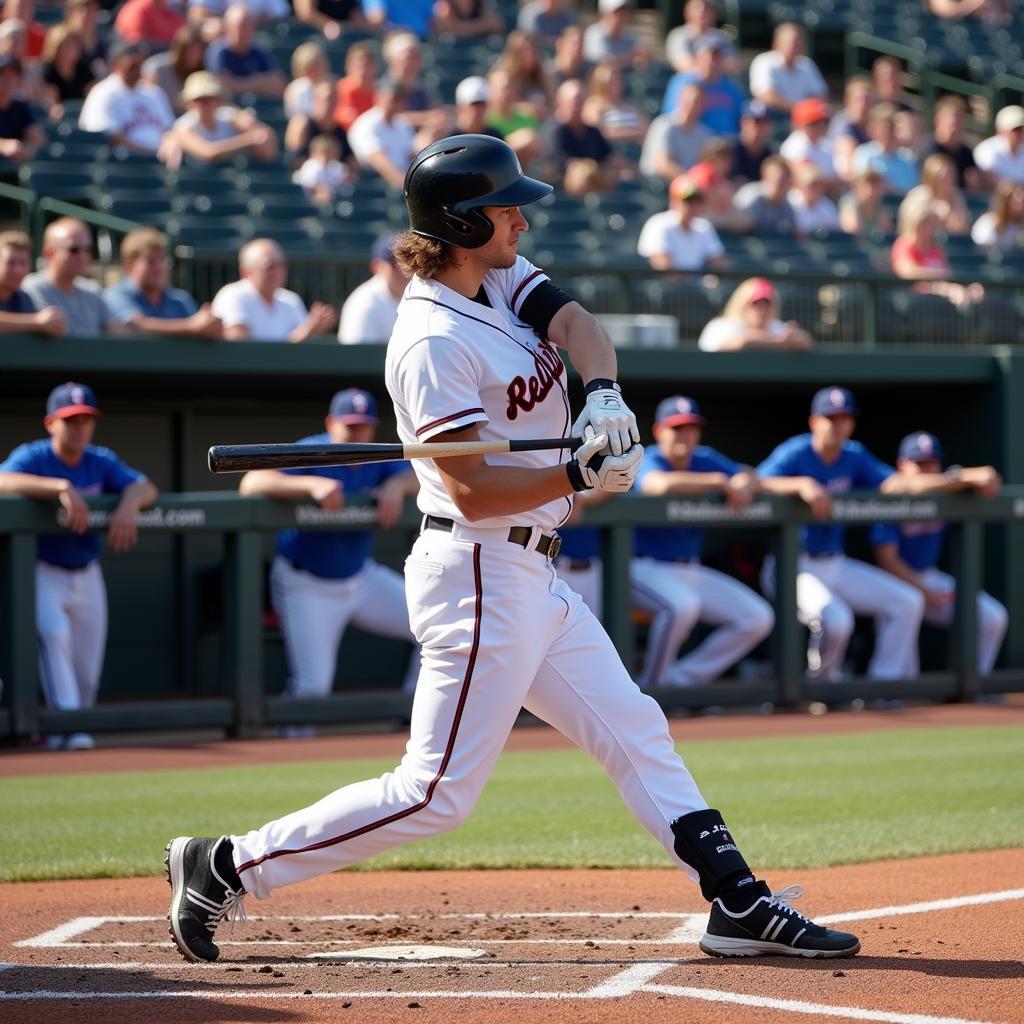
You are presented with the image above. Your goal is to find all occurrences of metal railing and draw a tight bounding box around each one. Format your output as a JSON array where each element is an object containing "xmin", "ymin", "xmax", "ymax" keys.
[{"xmin": 2, "ymin": 490, "xmax": 1021, "ymax": 743}]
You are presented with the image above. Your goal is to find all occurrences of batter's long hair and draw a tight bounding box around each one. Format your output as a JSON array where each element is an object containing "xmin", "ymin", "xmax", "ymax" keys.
[{"xmin": 393, "ymin": 231, "xmax": 457, "ymax": 279}]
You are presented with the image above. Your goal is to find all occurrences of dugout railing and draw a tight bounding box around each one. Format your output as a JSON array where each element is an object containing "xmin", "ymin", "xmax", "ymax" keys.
[{"xmin": 1, "ymin": 490, "xmax": 1022, "ymax": 743}]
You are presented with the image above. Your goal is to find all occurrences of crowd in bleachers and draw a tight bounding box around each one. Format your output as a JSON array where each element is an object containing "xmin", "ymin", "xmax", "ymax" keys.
[{"xmin": 0, "ymin": 0, "xmax": 1023, "ymax": 344}]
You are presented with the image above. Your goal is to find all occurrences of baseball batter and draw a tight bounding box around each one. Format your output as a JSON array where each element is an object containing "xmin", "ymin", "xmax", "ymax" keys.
[
  {"xmin": 870, "ymin": 431, "xmax": 1007, "ymax": 678},
  {"xmin": 238, "ymin": 388, "xmax": 421, "ymax": 737},
  {"xmin": 167, "ymin": 135, "xmax": 859, "ymax": 964},
  {"xmin": 0, "ymin": 382, "xmax": 158, "ymax": 750},
  {"xmin": 631, "ymin": 396, "xmax": 775, "ymax": 688}
]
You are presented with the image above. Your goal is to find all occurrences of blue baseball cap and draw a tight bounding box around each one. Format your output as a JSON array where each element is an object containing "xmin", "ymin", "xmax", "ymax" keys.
[
  {"xmin": 46, "ymin": 381, "xmax": 100, "ymax": 419},
  {"xmin": 329, "ymin": 387, "xmax": 379, "ymax": 424},
  {"xmin": 371, "ymin": 233, "xmax": 398, "ymax": 264},
  {"xmin": 899, "ymin": 431, "xmax": 944, "ymax": 464},
  {"xmin": 810, "ymin": 386, "xmax": 858, "ymax": 417},
  {"xmin": 742, "ymin": 99, "xmax": 772, "ymax": 121},
  {"xmin": 655, "ymin": 395, "xmax": 704, "ymax": 427}
]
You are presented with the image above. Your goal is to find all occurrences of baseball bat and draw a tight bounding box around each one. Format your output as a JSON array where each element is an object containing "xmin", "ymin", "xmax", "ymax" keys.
[{"xmin": 208, "ymin": 437, "xmax": 585, "ymax": 473}]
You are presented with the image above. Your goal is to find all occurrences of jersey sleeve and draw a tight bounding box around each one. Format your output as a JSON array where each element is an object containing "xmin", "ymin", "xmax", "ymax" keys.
[
  {"xmin": 487, "ymin": 256, "xmax": 552, "ymax": 321},
  {"xmin": 757, "ymin": 440, "xmax": 800, "ymax": 478},
  {"xmin": 870, "ymin": 522, "xmax": 900, "ymax": 549},
  {"xmin": 0, "ymin": 442, "xmax": 39, "ymax": 474},
  {"xmin": 856, "ymin": 447, "xmax": 895, "ymax": 488},
  {"xmin": 97, "ymin": 448, "xmax": 145, "ymax": 492},
  {"xmin": 517, "ymin": 279, "xmax": 573, "ymax": 338},
  {"xmin": 400, "ymin": 337, "xmax": 487, "ymax": 441},
  {"xmin": 703, "ymin": 448, "xmax": 742, "ymax": 477}
]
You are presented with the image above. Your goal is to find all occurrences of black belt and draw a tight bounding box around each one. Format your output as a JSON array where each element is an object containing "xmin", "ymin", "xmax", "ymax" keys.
[
  {"xmin": 565, "ymin": 559, "xmax": 594, "ymax": 571},
  {"xmin": 40, "ymin": 560, "xmax": 92, "ymax": 572},
  {"xmin": 423, "ymin": 515, "xmax": 562, "ymax": 559}
]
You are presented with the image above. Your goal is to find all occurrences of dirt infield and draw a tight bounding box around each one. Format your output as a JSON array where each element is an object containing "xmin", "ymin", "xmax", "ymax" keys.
[{"xmin": 1, "ymin": 850, "xmax": 1022, "ymax": 1024}]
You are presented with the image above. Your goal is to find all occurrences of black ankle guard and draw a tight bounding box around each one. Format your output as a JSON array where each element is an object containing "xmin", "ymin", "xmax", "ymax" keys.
[{"xmin": 670, "ymin": 809, "xmax": 753, "ymax": 902}]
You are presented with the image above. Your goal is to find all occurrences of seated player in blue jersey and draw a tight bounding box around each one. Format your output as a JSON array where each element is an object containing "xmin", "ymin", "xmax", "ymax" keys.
[
  {"xmin": 238, "ymin": 388, "xmax": 421, "ymax": 737},
  {"xmin": 554, "ymin": 521, "xmax": 604, "ymax": 617},
  {"xmin": 757, "ymin": 387, "xmax": 967, "ymax": 683},
  {"xmin": 870, "ymin": 431, "xmax": 1006, "ymax": 679},
  {"xmin": 630, "ymin": 396, "xmax": 777, "ymax": 688},
  {"xmin": 0, "ymin": 382, "xmax": 158, "ymax": 750}
]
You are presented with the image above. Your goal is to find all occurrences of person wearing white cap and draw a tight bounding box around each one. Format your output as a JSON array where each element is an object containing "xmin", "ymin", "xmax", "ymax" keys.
[
  {"xmin": 972, "ymin": 105, "xmax": 1024, "ymax": 186},
  {"xmin": 583, "ymin": 0, "xmax": 645, "ymax": 70},
  {"xmin": 452, "ymin": 75, "xmax": 503, "ymax": 139}
]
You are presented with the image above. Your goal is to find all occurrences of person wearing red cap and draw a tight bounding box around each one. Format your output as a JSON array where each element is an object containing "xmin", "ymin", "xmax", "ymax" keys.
[
  {"xmin": 698, "ymin": 277, "xmax": 812, "ymax": 352},
  {"xmin": 748, "ymin": 22, "xmax": 826, "ymax": 112},
  {"xmin": 0, "ymin": 382, "xmax": 158, "ymax": 750},
  {"xmin": 637, "ymin": 171, "xmax": 729, "ymax": 271},
  {"xmin": 780, "ymin": 96, "xmax": 838, "ymax": 185}
]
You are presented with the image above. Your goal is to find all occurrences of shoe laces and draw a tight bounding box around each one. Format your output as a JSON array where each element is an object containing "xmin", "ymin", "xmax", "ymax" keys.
[
  {"xmin": 766, "ymin": 884, "xmax": 810, "ymax": 923},
  {"xmin": 208, "ymin": 884, "xmax": 248, "ymax": 936}
]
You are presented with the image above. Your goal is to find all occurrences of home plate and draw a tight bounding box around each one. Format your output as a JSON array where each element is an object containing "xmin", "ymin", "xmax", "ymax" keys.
[{"xmin": 310, "ymin": 945, "xmax": 490, "ymax": 962}]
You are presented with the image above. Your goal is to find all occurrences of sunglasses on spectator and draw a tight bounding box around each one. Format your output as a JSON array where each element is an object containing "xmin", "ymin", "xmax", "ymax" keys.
[
  {"xmin": 750, "ymin": 298, "xmax": 772, "ymax": 307},
  {"xmin": 60, "ymin": 244, "xmax": 92, "ymax": 254}
]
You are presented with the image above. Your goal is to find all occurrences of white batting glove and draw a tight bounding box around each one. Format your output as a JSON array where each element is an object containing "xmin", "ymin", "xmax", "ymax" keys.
[
  {"xmin": 571, "ymin": 379, "xmax": 640, "ymax": 457},
  {"xmin": 567, "ymin": 433, "xmax": 644, "ymax": 493}
]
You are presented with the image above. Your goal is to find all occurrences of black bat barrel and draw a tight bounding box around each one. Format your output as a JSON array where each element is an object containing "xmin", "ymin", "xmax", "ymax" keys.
[{"xmin": 208, "ymin": 443, "xmax": 407, "ymax": 474}]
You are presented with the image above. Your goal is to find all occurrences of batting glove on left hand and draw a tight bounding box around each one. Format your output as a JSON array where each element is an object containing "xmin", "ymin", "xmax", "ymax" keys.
[
  {"xmin": 571, "ymin": 379, "xmax": 640, "ymax": 457},
  {"xmin": 567, "ymin": 432, "xmax": 644, "ymax": 493}
]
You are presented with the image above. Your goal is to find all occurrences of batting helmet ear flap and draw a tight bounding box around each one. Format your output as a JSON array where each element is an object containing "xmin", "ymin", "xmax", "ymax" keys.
[{"xmin": 440, "ymin": 204, "xmax": 495, "ymax": 248}]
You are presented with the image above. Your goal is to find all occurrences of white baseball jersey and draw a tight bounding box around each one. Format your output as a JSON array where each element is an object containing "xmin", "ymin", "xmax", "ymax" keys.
[{"xmin": 385, "ymin": 257, "xmax": 573, "ymax": 530}]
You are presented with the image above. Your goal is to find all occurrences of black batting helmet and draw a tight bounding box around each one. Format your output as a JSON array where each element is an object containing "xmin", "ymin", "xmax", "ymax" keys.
[{"xmin": 403, "ymin": 134, "xmax": 553, "ymax": 249}]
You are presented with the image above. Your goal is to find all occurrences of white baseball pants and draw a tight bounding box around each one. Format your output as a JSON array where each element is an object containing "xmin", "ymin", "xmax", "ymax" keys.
[
  {"xmin": 630, "ymin": 558, "xmax": 775, "ymax": 688},
  {"xmin": 762, "ymin": 554, "xmax": 924, "ymax": 680},
  {"xmin": 555, "ymin": 557, "xmax": 603, "ymax": 619},
  {"xmin": 270, "ymin": 556, "xmax": 420, "ymax": 698},
  {"xmin": 35, "ymin": 560, "xmax": 107, "ymax": 711},
  {"xmin": 909, "ymin": 567, "xmax": 1007, "ymax": 677},
  {"xmin": 233, "ymin": 526, "xmax": 709, "ymax": 899}
]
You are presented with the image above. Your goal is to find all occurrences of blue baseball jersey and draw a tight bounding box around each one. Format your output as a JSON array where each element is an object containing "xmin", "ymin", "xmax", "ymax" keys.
[
  {"xmin": 757, "ymin": 434, "xmax": 893, "ymax": 556},
  {"xmin": 276, "ymin": 433, "xmax": 409, "ymax": 579},
  {"xmin": 557, "ymin": 525, "xmax": 601, "ymax": 560},
  {"xmin": 634, "ymin": 446, "xmax": 741, "ymax": 562},
  {"xmin": 0, "ymin": 438, "xmax": 144, "ymax": 568},
  {"xmin": 869, "ymin": 520, "xmax": 946, "ymax": 571}
]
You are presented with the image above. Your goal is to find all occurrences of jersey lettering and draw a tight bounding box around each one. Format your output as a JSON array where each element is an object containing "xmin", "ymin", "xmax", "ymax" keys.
[{"xmin": 505, "ymin": 341, "xmax": 564, "ymax": 420}]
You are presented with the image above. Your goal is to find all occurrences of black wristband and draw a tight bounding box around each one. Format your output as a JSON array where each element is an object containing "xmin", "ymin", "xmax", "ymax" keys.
[
  {"xmin": 584, "ymin": 378, "xmax": 621, "ymax": 396},
  {"xmin": 565, "ymin": 459, "xmax": 592, "ymax": 492}
]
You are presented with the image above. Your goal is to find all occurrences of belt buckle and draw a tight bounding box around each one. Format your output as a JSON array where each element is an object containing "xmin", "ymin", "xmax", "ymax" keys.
[{"xmin": 547, "ymin": 533, "xmax": 562, "ymax": 560}]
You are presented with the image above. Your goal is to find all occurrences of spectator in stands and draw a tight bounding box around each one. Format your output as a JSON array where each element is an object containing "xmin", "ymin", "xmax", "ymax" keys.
[
  {"xmin": 453, "ymin": 75, "xmax": 502, "ymax": 138},
  {"xmin": 837, "ymin": 167, "xmax": 894, "ymax": 236},
  {"xmin": 541, "ymin": 77, "xmax": 628, "ymax": 196},
  {"xmin": 871, "ymin": 55, "xmax": 909, "ymax": 112},
  {"xmin": 143, "ymin": 25, "xmax": 206, "ymax": 112},
  {"xmin": 382, "ymin": 31, "xmax": 447, "ymax": 132},
  {"xmin": 495, "ymin": 30, "xmax": 552, "ymax": 120},
  {"xmin": 729, "ymin": 98, "xmax": 774, "ymax": 183},
  {"xmin": 0, "ymin": 19, "xmax": 44, "ymax": 107},
  {"xmin": 2, "ymin": 0, "xmax": 42, "ymax": 59},
  {"xmin": 698, "ymin": 276, "xmax": 812, "ymax": 351},
  {"xmin": 637, "ymin": 171, "xmax": 728, "ymax": 271},
  {"xmin": 338, "ymin": 233, "xmax": 409, "ymax": 344},
  {"xmin": 189, "ymin": 0, "xmax": 290, "ymax": 31},
  {"xmin": 687, "ymin": 144, "xmax": 749, "ymax": 232},
  {"xmin": 212, "ymin": 238, "xmax": 338, "ymax": 341},
  {"xmin": 0, "ymin": 381, "xmax": 158, "ymax": 751},
  {"xmin": 433, "ymin": 0, "xmax": 503, "ymax": 39},
  {"xmin": 902, "ymin": 153, "xmax": 970, "ymax": 235},
  {"xmin": 22, "ymin": 218, "xmax": 119, "ymax": 337},
  {"xmin": 748, "ymin": 22, "xmax": 826, "ymax": 112},
  {"xmin": 294, "ymin": 133, "xmax": 352, "ymax": 201},
  {"xmin": 662, "ymin": 35, "xmax": 743, "ymax": 137},
  {"xmin": 927, "ymin": 0, "xmax": 1010, "ymax": 23},
  {"xmin": 584, "ymin": 0, "xmax": 645, "ymax": 71},
  {"xmin": 788, "ymin": 162, "xmax": 839, "ymax": 234},
  {"xmin": 363, "ymin": 0, "xmax": 434, "ymax": 38},
  {"xmin": 974, "ymin": 105, "xmax": 1024, "ymax": 186},
  {"xmin": 852, "ymin": 102, "xmax": 919, "ymax": 194},
  {"xmin": 780, "ymin": 96, "xmax": 837, "ymax": 184},
  {"xmin": 206, "ymin": 4, "xmax": 285, "ymax": 100},
  {"xmin": 333, "ymin": 41, "xmax": 376, "ymax": 133},
  {"xmin": 169, "ymin": 70, "xmax": 278, "ymax": 165},
  {"xmin": 485, "ymin": 66, "xmax": 541, "ymax": 164},
  {"xmin": 0, "ymin": 54, "xmax": 42, "ymax": 161},
  {"xmin": 104, "ymin": 227, "xmax": 223, "ymax": 338},
  {"xmin": 545, "ymin": 24, "xmax": 591, "ymax": 93},
  {"xmin": 40, "ymin": 24, "xmax": 97, "ymax": 120},
  {"xmin": 347, "ymin": 78, "xmax": 417, "ymax": 188},
  {"xmin": 518, "ymin": 0, "xmax": 575, "ymax": 47},
  {"xmin": 115, "ymin": 0, "xmax": 186, "ymax": 48},
  {"xmin": 287, "ymin": 79, "xmax": 356, "ymax": 168},
  {"xmin": 665, "ymin": 0, "xmax": 737, "ymax": 75},
  {"xmin": 583, "ymin": 60, "xmax": 647, "ymax": 144},
  {"xmin": 639, "ymin": 80, "xmax": 709, "ymax": 180},
  {"xmin": 892, "ymin": 193, "xmax": 985, "ymax": 308},
  {"xmin": 64, "ymin": 0, "xmax": 107, "ymax": 79},
  {"xmin": 922, "ymin": 95, "xmax": 981, "ymax": 192},
  {"xmin": 294, "ymin": 0, "xmax": 366, "ymax": 39},
  {"xmin": 284, "ymin": 42, "xmax": 330, "ymax": 122},
  {"xmin": 971, "ymin": 180, "xmax": 1024, "ymax": 252},
  {"xmin": 828, "ymin": 74, "xmax": 873, "ymax": 182},
  {"xmin": 734, "ymin": 154, "xmax": 798, "ymax": 235},
  {"xmin": 0, "ymin": 230, "xmax": 65, "ymax": 336}
]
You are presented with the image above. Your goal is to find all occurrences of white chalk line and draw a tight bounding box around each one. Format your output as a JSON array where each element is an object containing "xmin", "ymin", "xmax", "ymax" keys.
[
  {"xmin": 818, "ymin": 888, "xmax": 1024, "ymax": 925},
  {"xmin": 15, "ymin": 938, "xmax": 698, "ymax": 948}
]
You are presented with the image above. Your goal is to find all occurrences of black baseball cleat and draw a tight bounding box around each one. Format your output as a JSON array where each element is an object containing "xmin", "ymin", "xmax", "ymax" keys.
[
  {"xmin": 700, "ymin": 882, "xmax": 861, "ymax": 958},
  {"xmin": 165, "ymin": 836, "xmax": 247, "ymax": 963}
]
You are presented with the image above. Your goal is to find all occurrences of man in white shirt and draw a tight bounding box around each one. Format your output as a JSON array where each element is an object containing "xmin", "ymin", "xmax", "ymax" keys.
[
  {"xmin": 79, "ymin": 39, "xmax": 174, "ymax": 153},
  {"xmin": 212, "ymin": 238, "xmax": 338, "ymax": 342},
  {"xmin": 338, "ymin": 234, "xmax": 409, "ymax": 344},
  {"xmin": 779, "ymin": 96, "xmax": 838, "ymax": 185},
  {"xmin": 347, "ymin": 78, "xmax": 418, "ymax": 189},
  {"xmin": 748, "ymin": 22, "xmax": 826, "ymax": 112},
  {"xmin": 973, "ymin": 105, "xmax": 1024, "ymax": 186},
  {"xmin": 637, "ymin": 172, "xmax": 729, "ymax": 271}
]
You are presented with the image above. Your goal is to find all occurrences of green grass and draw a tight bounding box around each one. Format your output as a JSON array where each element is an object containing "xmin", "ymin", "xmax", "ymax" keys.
[{"xmin": 2, "ymin": 726, "xmax": 1022, "ymax": 882}]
